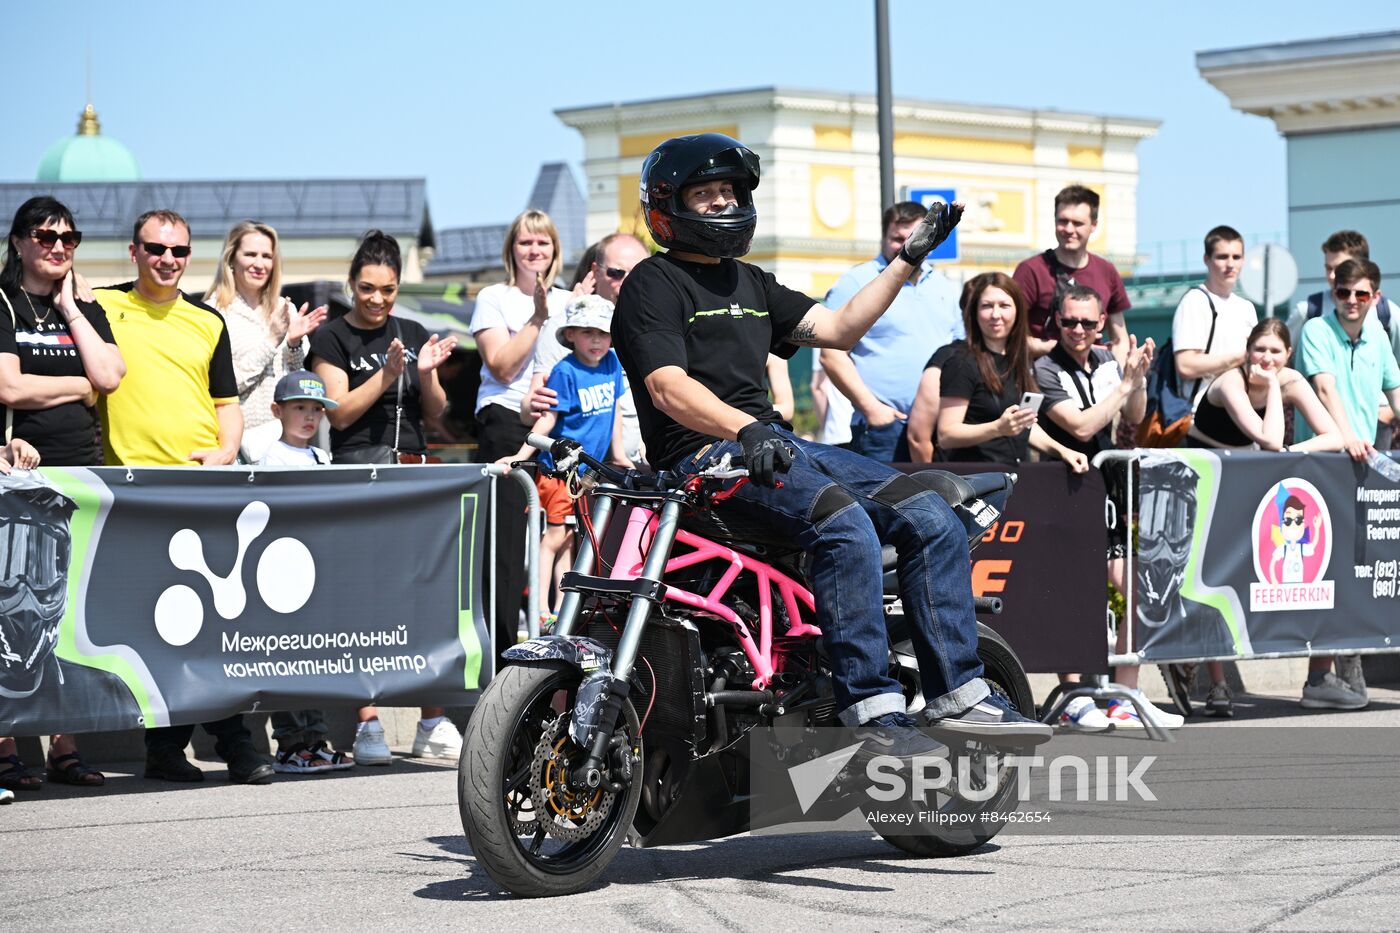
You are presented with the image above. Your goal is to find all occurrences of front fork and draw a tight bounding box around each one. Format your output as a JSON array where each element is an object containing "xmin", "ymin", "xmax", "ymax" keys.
[{"xmin": 554, "ymin": 494, "xmax": 685, "ymax": 790}]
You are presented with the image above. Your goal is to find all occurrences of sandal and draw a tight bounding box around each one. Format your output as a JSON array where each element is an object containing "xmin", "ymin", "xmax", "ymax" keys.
[
  {"xmin": 45, "ymin": 752, "xmax": 105, "ymax": 787},
  {"xmin": 0, "ymin": 754, "xmax": 43, "ymax": 791}
]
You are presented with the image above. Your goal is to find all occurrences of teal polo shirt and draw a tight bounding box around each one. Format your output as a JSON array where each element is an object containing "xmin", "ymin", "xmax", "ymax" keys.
[{"xmin": 1295, "ymin": 310, "xmax": 1400, "ymax": 442}]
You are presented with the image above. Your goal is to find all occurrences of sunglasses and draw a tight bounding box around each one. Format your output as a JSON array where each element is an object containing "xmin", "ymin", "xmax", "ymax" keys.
[
  {"xmin": 29, "ymin": 228, "xmax": 83, "ymax": 249},
  {"xmin": 1057, "ymin": 317, "xmax": 1101, "ymax": 331},
  {"xmin": 139, "ymin": 241, "xmax": 192, "ymax": 259},
  {"xmin": 602, "ymin": 266, "xmax": 628, "ymax": 281},
  {"xmin": 1281, "ymin": 516, "xmax": 1306, "ymax": 527},
  {"xmin": 1334, "ymin": 286, "xmax": 1373, "ymax": 302}
]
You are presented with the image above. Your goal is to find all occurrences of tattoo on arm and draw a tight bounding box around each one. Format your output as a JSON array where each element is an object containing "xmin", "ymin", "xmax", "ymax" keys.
[{"xmin": 788, "ymin": 317, "xmax": 819, "ymax": 346}]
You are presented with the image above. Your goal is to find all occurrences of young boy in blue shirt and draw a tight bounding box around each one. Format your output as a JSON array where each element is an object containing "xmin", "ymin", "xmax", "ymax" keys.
[{"xmin": 499, "ymin": 295, "xmax": 633, "ymax": 625}]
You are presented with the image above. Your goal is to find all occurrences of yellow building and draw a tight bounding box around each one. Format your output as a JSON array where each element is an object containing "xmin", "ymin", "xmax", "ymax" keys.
[{"xmin": 556, "ymin": 87, "xmax": 1158, "ymax": 296}]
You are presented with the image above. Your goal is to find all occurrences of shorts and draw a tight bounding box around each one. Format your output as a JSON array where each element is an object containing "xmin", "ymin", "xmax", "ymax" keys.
[{"xmin": 536, "ymin": 474, "xmax": 575, "ymax": 526}]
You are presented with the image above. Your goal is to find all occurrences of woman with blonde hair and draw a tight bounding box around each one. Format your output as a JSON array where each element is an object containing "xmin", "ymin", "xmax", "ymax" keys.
[
  {"xmin": 205, "ymin": 221, "xmax": 326, "ymax": 461},
  {"xmin": 470, "ymin": 209, "xmax": 572, "ymax": 461}
]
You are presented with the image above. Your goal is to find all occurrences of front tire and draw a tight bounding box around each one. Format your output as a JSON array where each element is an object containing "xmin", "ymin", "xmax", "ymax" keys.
[{"xmin": 459, "ymin": 662, "xmax": 643, "ymax": 897}]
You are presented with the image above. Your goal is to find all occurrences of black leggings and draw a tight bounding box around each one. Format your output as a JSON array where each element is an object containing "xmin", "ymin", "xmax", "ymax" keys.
[{"xmin": 476, "ymin": 403, "xmax": 532, "ymax": 659}]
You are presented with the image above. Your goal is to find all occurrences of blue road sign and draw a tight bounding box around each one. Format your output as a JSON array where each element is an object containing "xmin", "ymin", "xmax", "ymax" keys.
[{"xmin": 906, "ymin": 188, "xmax": 958, "ymax": 262}]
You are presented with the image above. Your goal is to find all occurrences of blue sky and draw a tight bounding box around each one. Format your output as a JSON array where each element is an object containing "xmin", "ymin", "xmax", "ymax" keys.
[{"xmin": 11, "ymin": 2, "xmax": 1399, "ymax": 257}]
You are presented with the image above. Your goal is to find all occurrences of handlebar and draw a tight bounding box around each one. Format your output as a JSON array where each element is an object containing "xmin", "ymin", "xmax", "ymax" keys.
[{"xmin": 526, "ymin": 433, "xmax": 749, "ymax": 491}]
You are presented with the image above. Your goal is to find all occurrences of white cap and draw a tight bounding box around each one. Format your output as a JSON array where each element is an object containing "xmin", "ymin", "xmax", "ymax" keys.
[{"xmin": 556, "ymin": 294, "xmax": 615, "ymax": 348}]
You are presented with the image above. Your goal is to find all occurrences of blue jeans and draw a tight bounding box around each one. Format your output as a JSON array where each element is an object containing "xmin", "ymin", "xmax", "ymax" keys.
[
  {"xmin": 849, "ymin": 416, "xmax": 909, "ymax": 463},
  {"xmin": 675, "ymin": 429, "xmax": 988, "ymax": 725}
]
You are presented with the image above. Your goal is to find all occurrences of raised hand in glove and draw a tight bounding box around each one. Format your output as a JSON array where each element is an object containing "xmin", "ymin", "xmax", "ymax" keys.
[
  {"xmin": 737, "ymin": 421, "xmax": 795, "ymax": 487},
  {"xmin": 897, "ymin": 201, "xmax": 964, "ymax": 266}
]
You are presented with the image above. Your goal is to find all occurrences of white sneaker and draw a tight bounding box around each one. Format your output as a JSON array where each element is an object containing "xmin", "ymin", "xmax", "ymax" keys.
[
  {"xmin": 1058, "ymin": 696, "xmax": 1112, "ymax": 732},
  {"xmin": 1107, "ymin": 698, "xmax": 1183, "ymax": 729},
  {"xmin": 411, "ymin": 719, "xmax": 463, "ymax": 759},
  {"xmin": 1300, "ymin": 672, "xmax": 1367, "ymax": 710},
  {"xmin": 352, "ymin": 719, "xmax": 393, "ymax": 766}
]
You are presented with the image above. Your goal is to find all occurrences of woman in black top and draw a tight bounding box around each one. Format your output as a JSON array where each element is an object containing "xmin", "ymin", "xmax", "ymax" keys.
[
  {"xmin": 936, "ymin": 272, "xmax": 1083, "ymax": 467},
  {"xmin": 0, "ymin": 196, "xmax": 127, "ymax": 791},
  {"xmin": 308, "ymin": 230, "xmax": 463, "ymax": 758},
  {"xmin": 310, "ymin": 230, "xmax": 457, "ymax": 462}
]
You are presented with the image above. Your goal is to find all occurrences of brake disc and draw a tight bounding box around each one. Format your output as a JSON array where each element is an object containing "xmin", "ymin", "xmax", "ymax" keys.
[{"xmin": 529, "ymin": 717, "xmax": 615, "ymax": 843}]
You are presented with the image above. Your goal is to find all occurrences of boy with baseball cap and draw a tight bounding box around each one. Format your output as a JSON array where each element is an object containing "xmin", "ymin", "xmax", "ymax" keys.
[
  {"xmin": 259, "ymin": 369, "xmax": 338, "ymax": 467},
  {"xmin": 498, "ymin": 295, "xmax": 634, "ymax": 626}
]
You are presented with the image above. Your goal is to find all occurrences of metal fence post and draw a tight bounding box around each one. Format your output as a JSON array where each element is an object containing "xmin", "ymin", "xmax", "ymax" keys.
[{"xmin": 484, "ymin": 465, "xmax": 542, "ymax": 640}]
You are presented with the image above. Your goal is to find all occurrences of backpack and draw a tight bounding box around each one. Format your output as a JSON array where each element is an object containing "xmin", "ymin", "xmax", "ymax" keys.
[
  {"xmin": 1135, "ymin": 287, "xmax": 1218, "ymax": 448},
  {"xmin": 1305, "ymin": 291, "xmax": 1393, "ymax": 330}
]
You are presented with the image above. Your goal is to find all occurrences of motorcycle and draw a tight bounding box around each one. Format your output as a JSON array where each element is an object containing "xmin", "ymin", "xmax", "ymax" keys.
[{"xmin": 459, "ymin": 433, "xmax": 1040, "ymax": 897}]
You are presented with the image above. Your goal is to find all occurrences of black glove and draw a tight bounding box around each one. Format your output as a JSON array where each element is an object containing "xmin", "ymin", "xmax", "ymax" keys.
[
  {"xmin": 737, "ymin": 422, "xmax": 794, "ymax": 487},
  {"xmin": 897, "ymin": 201, "xmax": 964, "ymax": 266}
]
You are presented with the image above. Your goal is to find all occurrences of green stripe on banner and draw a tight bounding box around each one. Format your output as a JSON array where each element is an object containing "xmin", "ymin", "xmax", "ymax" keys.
[
  {"xmin": 43, "ymin": 467, "xmax": 159, "ymax": 724},
  {"xmin": 458, "ymin": 492, "xmax": 482, "ymax": 689},
  {"xmin": 1174, "ymin": 449, "xmax": 1244, "ymax": 652}
]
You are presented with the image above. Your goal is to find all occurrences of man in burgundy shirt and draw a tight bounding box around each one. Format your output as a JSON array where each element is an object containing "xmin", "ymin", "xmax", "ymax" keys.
[{"xmin": 1013, "ymin": 185, "xmax": 1131, "ymax": 366}]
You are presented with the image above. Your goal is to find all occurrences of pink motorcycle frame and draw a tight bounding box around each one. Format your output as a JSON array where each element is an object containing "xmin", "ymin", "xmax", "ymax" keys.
[{"xmin": 604, "ymin": 502, "xmax": 822, "ymax": 691}]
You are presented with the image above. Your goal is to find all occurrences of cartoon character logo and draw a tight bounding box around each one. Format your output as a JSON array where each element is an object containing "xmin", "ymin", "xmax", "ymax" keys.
[{"xmin": 1249, "ymin": 479, "xmax": 1334, "ymax": 612}]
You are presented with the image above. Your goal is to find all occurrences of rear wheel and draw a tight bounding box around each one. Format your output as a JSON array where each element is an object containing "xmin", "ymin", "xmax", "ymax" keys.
[
  {"xmin": 875, "ymin": 625, "xmax": 1034, "ymax": 857},
  {"xmin": 459, "ymin": 662, "xmax": 643, "ymax": 897}
]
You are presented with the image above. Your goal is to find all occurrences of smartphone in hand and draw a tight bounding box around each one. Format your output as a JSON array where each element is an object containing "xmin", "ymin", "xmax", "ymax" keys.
[{"xmin": 1019, "ymin": 392, "xmax": 1044, "ymax": 414}]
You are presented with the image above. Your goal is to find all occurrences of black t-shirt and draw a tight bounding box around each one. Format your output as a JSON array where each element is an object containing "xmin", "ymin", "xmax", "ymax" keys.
[
  {"xmin": 0, "ymin": 284, "xmax": 117, "ymax": 466},
  {"xmin": 936, "ymin": 345, "xmax": 1028, "ymax": 464},
  {"xmin": 924, "ymin": 339, "xmax": 965, "ymax": 372},
  {"xmin": 308, "ymin": 315, "xmax": 430, "ymax": 454},
  {"xmin": 612, "ymin": 253, "xmax": 812, "ymax": 469}
]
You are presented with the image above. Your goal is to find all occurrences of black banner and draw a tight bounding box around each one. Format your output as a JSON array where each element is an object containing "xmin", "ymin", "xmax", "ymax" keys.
[
  {"xmin": 0, "ymin": 466, "xmax": 490, "ymax": 736},
  {"xmin": 1135, "ymin": 450, "xmax": 1400, "ymax": 661},
  {"xmin": 900, "ymin": 463, "xmax": 1109, "ymax": 674}
]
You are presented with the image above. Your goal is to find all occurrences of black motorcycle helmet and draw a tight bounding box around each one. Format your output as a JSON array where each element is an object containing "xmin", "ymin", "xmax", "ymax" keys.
[{"xmin": 640, "ymin": 133, "xmax": 761, "ymax": 259}]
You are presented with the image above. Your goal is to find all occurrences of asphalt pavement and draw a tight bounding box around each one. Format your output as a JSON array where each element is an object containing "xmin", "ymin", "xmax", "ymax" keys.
[{"xmin": 6, "ymin": 687, "xmax": 1399, "ymax": 931}]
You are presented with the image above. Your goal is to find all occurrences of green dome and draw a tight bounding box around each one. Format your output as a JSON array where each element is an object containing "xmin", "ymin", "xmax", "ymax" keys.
[{"xmin": 36, "ymin": 104, "xmax": 140, "ymax": 183}]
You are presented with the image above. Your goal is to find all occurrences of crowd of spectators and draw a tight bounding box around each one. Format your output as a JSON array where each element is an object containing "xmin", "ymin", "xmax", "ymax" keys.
[
  {"xmin": 811, "ymin": 192, "xmax": 1400, "ymax": 730},
  {"xmin": 4, "ymin": 177, "xmax": 1398, "ymax": 792}
]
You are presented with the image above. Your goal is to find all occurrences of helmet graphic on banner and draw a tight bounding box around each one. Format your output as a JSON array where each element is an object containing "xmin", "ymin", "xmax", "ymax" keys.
[
  {"xmin": 1135, "ymin": 457, "xmax": 1199, "ymax": 630},
  {"xmin": 639, "ymin": 133, "xmax": 761, "ymax": 259},
  {"xmin": 0, "ymin": 472, "xmax": 78, "ymax": 696}
]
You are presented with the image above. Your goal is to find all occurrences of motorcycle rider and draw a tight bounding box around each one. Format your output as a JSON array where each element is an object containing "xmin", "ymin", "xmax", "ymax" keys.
[{"xmin": 612, "ymin": 134, "xmax": 1051, "ymax": 755}]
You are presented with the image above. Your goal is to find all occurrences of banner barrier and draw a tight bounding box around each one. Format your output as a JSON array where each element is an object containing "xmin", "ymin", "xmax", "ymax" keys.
[
  {"xmin": 898, "ymin": 463, "xmax": 1110, "ymax": 674},
  {"xmin": 1132, "ymin": 449, "xmax": 1400, "ymax": 663},
  {"xmin": 0, "ymin": 465, "xmax": 495, "ymax": 737}
]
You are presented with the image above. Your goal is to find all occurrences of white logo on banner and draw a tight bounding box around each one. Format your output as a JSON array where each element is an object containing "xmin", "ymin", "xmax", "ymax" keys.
[{"xmin": 153, "ymin": 501, "xmax": 316, "ymax": 646}]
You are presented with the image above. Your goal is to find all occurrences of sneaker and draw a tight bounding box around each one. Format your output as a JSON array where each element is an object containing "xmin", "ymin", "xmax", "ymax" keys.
[
  {"xmin": 224, "ymin": 743, "xmax": 275, "ymax": 784},
  {"xmin": 1163, "ymin": 663, "xmax": 1197, "ymax": 718},
  {"xmin": 1300, "ymin": 672, "xmax": 1367, "ymax": 710},
  {"xmin": 928, "ymin": 692, "xmax": 1053, "ymax": 745},
  {"xmin": 308, "ymin": 741, "xmax": 354, "ymax": 771},
  {"xmin": 1334, "ymin": 655, "xmax": 1368, "ymax": 703},
  {"xmin": 411, "ymin": 719, "xmax": 463, "ymax": 759},
  {"xmin": 857, "ymin": 712, "xmax": 949, "ymax": 759},
  {"xmin": 273, "ymin": 744, "xmax": 334, "ymax": 775},
  {"xmin": 145, "ymin": 748, "xmax": 205, "ymax": 783},
  {"xmin": 1204, "ymin": 683, "xmax": 1234, "ymax": 718},
  {"xmin": 353, "ymin": 720, "xmax": 393, "ymax": 766},
  {"xmin": 0, "ymin": 788, "xmax": 12, "ymax": 805},
  {"xmin": 1107, "ymin": 698, "xmax": 1184, "ymax": 729},
  {"xmin": 1058, "ymin": 696, "xmax": 1112, "ymax": 732}
]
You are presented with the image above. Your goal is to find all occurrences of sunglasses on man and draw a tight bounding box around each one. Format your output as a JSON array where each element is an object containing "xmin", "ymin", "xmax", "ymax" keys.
[
  {"xmin": 602, "ymin": 266, "xmax": 629, "ymax": 282},
  {"xmin": 1333, "ymin": 286, "xmax": 1373, "ymax": 302},
  {"xmin": 139, "ymin": 241, "xmax": 192, "ymax": 259},
  {"xmin": 1057, "ymin": 316, "xmax": 1101, "ymax": 332},
  {"xmin": 29, "ymin": 228, "xmax": 83, "ymax": 249}
]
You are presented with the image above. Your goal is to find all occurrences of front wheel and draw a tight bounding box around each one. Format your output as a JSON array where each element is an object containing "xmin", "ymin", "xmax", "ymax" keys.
[{"xmin": 459, "ymin": 662, "xmax": 643, "ymax": 897}]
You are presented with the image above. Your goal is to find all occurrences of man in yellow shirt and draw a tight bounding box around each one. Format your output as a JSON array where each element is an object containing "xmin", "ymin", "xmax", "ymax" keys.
[
  {"xmin": 95, "ymin": 210, "xmax": 242, "ymax": 465},
  {"xmin": 94, "ymin": 209, "xmax": 270, "ymax": 784}
]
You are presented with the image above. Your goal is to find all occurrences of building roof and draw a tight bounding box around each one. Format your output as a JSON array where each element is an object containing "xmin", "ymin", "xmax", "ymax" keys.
[
  {"xmin": 0, "ymin": 178, "xmax": 434, "ymax": 245},
  {"xmin": 426, "ymin": 162, "xmax": 585, "ymax": 277},
  {"xmin": 36, "ymin": 104, "xmax": 141, "ymax": 184},
  {"xmin": 1197, "ymin": 30, "xmax": 1400, "ymax": 69}
]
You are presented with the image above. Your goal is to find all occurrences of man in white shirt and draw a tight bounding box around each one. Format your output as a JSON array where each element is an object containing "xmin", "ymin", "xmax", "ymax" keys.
[{"xmin": 1172, "ymin": 225, "xmax": 1259, "ymax": 409}]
